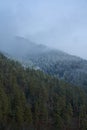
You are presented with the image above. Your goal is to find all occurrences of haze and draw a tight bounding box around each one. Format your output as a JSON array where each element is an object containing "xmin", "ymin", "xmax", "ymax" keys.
[{"xmin": 0, "ymin": 0, "xmax": 87, "ymax": 59}]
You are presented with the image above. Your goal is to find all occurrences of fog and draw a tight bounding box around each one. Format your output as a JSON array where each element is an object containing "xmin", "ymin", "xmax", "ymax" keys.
[{"xmin": 0, "ymin": 0, "xmax": 87, "ymax": 59}]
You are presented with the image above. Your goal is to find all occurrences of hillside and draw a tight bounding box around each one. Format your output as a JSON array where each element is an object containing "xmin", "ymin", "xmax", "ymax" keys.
[
  {"xmin": 1, "ymin": 36, "xmax": 87, "ymax": 87},
  {"xmin": 27, "ymin": 50, "xmax": 87, "ymax": 88},
  {"xmin": 0, "ymin": 53, "xmax": 87, "ymax": 130}
]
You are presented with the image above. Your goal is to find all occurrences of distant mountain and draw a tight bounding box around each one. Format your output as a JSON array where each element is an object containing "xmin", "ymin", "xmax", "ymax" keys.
[
  {"xmin": 0, "ymin": 36, "xmax": 49, "ymax": 56},
  {"xmin": 0, "ymin": 36, "xmax": 49, "ymax": 67},
  {"xmin": 1, "ymin": 36, "xmax": 87, "ymax": 87}
]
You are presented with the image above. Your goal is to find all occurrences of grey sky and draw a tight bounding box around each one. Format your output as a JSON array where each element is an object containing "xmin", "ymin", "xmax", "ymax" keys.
[{"xmin": 0, "ymin": 0, "xmax": 87, "ymax": 59}]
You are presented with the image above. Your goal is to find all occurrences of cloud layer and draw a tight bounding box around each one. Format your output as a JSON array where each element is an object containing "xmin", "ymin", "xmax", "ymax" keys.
[{"xmin": 0, "ymin": 0, "xmax": 87, "ymax": 59}]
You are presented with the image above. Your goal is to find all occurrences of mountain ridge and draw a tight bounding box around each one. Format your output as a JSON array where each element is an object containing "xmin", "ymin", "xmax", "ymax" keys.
[{"xmin": 1, "ymin": 36, "xmax": 87, "ymax": 87}]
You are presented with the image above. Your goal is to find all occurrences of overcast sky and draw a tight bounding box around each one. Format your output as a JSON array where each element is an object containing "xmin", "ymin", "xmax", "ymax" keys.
[{"xmin": 0, "ymin": 0, "xmax": 87, "ymax": 59}]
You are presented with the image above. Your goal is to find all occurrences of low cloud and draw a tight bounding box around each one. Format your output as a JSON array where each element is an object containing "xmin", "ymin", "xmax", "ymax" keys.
[{"xmin": 0, "ymin": 0, "xmax": 87, "ymax": 59}]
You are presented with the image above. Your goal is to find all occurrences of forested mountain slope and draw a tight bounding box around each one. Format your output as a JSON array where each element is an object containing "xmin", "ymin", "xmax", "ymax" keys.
[
  {"xmin": 0, "ymin": 53, "xmax": 87, "ymax": 130},
  {"xmin": 27, "ymin": 50, "xmax": 87, "ymax": 87},
  {"xmin": 1, "ymin": 36, "xmax": 87, "ymax": 87}
]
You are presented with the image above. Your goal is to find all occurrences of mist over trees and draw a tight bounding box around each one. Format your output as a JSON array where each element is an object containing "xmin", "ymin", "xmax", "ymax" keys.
[
  {"xmin": 1, "ymin": 36, "xmax": 87, "ymax": 89},
  {"xmin": 0, "ymin": 1, "xmax": 87, "ymax": 129}
]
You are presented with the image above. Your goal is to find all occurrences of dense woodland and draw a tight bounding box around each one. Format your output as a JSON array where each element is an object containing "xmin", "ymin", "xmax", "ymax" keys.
[{"xmin": 0, "ymin": 53, "xmax": 87, "ymax": 130}]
